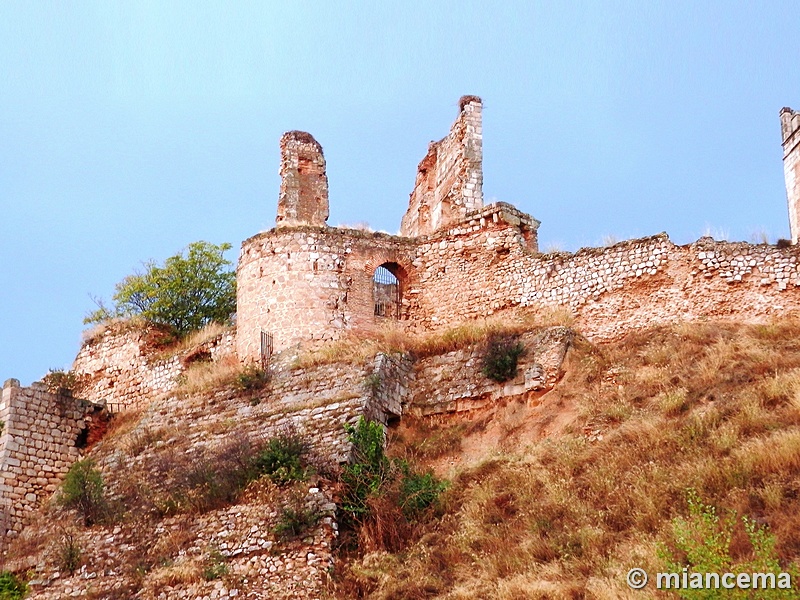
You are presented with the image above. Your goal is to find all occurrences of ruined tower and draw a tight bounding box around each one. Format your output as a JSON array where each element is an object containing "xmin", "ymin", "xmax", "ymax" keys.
[
  {"xmin": 781, "ymin": 107, "xmax": 800, "ymax": 243},
  {"xmin": 400, "ymin": 95, "xmax": 484, "ymax": 237},
  {"xmin": 276, "ymin": 131, "xmax": 329, "ymax": 228}
]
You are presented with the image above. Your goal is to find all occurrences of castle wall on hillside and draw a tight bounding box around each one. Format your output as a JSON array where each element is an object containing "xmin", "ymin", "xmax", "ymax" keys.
[
  {"xmin": 400, "ymin": 96, "xmax": 484, "ymax": 237},
  {"xmin": 73, "ymin": 324, "xmax": 236, "ymax": 413},
  {"xmin": 0, "ymin": 379, "xmax": 104, "ymax": 546}
]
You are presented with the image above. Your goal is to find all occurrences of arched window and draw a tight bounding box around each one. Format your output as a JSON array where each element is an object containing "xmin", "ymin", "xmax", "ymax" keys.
[{"xmin": 373, "ymin": 264, "xmax": 401, "ymax": 319}]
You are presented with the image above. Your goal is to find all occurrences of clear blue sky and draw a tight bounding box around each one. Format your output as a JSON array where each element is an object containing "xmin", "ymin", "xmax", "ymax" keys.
[{"xmin": 2, "ymin": 2, "xmax": 798, "ymax": 385}]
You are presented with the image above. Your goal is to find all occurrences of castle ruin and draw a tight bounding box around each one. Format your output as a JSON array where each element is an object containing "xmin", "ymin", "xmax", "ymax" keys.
[{"xmin": 4, "ymin": 96, "xmax": 800, "ymax": 548}]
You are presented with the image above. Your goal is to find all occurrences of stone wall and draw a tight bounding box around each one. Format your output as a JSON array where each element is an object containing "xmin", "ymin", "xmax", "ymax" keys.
[
  {"xmin": 400, "ymin": 95, "xmax": 484, "ymax": 237},
  {"xmin": 781, "ymin": 107, "xmax": 800, "ymax": 244},
  {"xmin": 0, "ymin": 379, "xmax": 104, "ymax": 546},
  {"xmin": 236, "ymin": 227, "xmax": 419, "ymax": 362},
  {"xmin": 238, "ymin": 198, "xmax": 800, "ymax": 359},
  {"xmin": 73, "ymin": 323, "xmax": 236, "ymax": 413},
  {"xmin": 408, "ymin": 327, "xmax": 572, "ymax": 416}
]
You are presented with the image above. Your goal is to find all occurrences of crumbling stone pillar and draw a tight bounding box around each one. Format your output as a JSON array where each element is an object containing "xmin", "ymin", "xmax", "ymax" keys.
[
  {"xmin": 780, "ymin": 107, "xmax": 800, "ymax": 244},
  {"xmin": 400, "ymin": 95, "xmax": 484, "ymax": 237},
  {"xmin": 276, "ymin": 131, "xmax": 329, "ymax": 228}
]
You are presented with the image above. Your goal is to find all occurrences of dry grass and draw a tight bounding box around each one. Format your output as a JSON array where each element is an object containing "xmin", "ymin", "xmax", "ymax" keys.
[
  {"xmin": 295, "ymin": 308, "xmax": 574, "ymax": 369},
  {"xmin": 333, "ymin": 319, "xmax": 800, "ymax": 597},
  {"xmin": 175, "ymin": 355, "xmax": 242, "ymax": 398}
]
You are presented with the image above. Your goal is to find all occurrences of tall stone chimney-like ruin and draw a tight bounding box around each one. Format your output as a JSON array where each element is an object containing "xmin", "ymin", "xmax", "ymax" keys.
[
  {"xmin": 276, "ymin": 131, "xmax": 329, "ymax": 228},
  {"xmin": 781, "ymin": 107, "xmax": 800, "ymax": 243}
]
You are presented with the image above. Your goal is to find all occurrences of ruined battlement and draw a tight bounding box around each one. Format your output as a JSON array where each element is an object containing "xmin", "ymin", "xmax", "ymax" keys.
[{"xmin": 0, "ymin": 379, "xmax": 106, "ymax": 547}]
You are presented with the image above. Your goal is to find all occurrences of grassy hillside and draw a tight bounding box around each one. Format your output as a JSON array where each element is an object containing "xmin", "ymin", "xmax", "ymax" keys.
[{"xmin": 334, "ymin": 321, "xmax": 800, "ymax": 599}]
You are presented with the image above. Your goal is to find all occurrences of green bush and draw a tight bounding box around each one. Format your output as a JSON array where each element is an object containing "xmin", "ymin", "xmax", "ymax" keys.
[
  {"xmin": 273, "ymin": 502, "xmax": 321, "ymax": 541},
  {"xmin": 341, "ymin": 418, "xmax": 390, "ymax": 521},
  {"xmin": 481, "ymin": 335, "xmax": 526, "ymax": 382},
  {"xmin": 341, "ymin": 417, "xmax": 446, "ymax": 527},
  {"xmin": 234, "ymin": 364, "xmax": 269, "ymax": 391},
  {"xmin": 398, "ymin": 468, "xmax": 448, "ymax": 518},
  {"xmin": 0, "ymin": 571, "xmax": 27, "ymax": 600},
  {"xmin": 60, "ymin": 459, "xmax": 106, "ymax": 526},
  {"xmin": 253, "ymin": 432, "xmax": 308, "ymax": 485}
]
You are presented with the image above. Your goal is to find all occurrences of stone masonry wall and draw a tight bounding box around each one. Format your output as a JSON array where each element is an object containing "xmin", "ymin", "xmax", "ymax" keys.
[
  {"xmin": 408, "ymin": 327, "xmax": 572, "ymax": 416},
  {"xmin": 781, "ymin": 107, "xmax": 800, "ymax": 244},
  {"xmin": 237, "ymin": 227, "xmax": 419, "ymax": 362},
  {"xmin": 400, "ymin": 96, "xmax": 484, "ymax": 237},
  {"xmin": 413, "ymin": 223, "xmax": 800, "ymax": 340},
  {"xmin": 238, "ymin": 200, "xmax": 800, "ymax": 359},
  {"xmin": 0, "ymin": 379, "xmax": 103, "ymax": 546},
  {"xmin": 73, "ymin": 324, "xmax": 236, "ymax": 413}
]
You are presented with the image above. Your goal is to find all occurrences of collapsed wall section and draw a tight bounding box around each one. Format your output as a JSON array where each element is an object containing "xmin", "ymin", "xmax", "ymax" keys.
[
  {"xmin": 400, "ymin": 95, "xmax": 484, "ymax": 237},
  {"xmin": 0, "ymin": 379, "xmax": 105, "ymax": 546},
  {"xmin": 781, "ymin": 107, "xmax": 800, "ymax": 244}
]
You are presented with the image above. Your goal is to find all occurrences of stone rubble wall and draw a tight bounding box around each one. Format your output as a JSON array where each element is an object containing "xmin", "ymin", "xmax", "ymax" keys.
[
  {"xmin": 0, "ymin": 379, "xmax": 103, "ymax": 546},
  {"xmin": 408, "ymin": 327, "xmax": 572, "ymax": 416},
  {"xmin": 73, "ymin": 324, "xmax": 236, "ymax": 413},
  {"xmin": 400, "ymin": 96, "xmax": 484, "ymax": 237}
]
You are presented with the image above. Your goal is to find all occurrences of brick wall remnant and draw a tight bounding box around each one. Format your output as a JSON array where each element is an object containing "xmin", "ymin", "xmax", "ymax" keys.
[
  {"xmin": 276, "ymin": 131, "xmax": 329, "ymax": 228},
  {"xmin": 781, "ymin": 107, "xmax": 800, "ymax": 244},
  {"xmin": 0, "ymin": 379, "xmax": 105, "ymax": 547},
  {"xmin": 400, "ymin": 95, "xmax": 484, "ymax": 237}
]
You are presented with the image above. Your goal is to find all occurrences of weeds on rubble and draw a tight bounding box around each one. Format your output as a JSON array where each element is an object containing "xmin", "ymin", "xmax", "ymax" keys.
[
  {"xmin": 253, "ymin": 428, "xmax": 310, "ymax": 485},
  {"xmin": 0, "ymin": 571, "xmax": 28, "ymax": 599},
  {"xmin": 175, "ymin": 355, "xmax": 267, "ymax": 397},
  {"xmin": 295, "ymin": 310, "xmax": 572, "ymax": 369},
  {"xmin": 55, "ymin": 528, "xmax": 82, "ymax": 575},
  {"xmin": 42, "ymin": 369, "xmax": 88, "ymax": 397},
  {"xmin": 201, "ymin": 548, "xmax": 229, "ymax": 581},
  {"xmin": 153, "ymin": 429, "xmax": 316, "ymax": 514},
  {"xmin": 273, "ymin": 491, "xmax": 321, "ymax": 541},
  {"xmin": 60, "ymin": 459, "xmax": 107, "ymax": 526},
  {"xmin": 233, "ymin": 363, "xmax": 269, "ymax": 391}
]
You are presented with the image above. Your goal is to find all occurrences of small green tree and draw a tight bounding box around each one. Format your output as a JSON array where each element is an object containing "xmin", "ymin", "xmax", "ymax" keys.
[
  {"xmin": 660, "ymin": 489, "xmax": 798, "ymax": 599},
  {"xmin": 85, "ymin": 241, "xmax": 236, "ymax": 338}
]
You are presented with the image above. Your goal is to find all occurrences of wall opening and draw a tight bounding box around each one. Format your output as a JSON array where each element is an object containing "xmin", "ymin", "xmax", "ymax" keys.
[{"xmin": 373, "ymin": 263, "xmax": 402, "ymax": 319}]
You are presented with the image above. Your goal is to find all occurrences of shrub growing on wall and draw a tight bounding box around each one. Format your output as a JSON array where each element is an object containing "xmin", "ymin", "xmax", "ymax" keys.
[
  {"xmin": 85, "ymin": 241, "xmax": 236, "ymax": 338},
  {"xmin": 482, "ymin": 335, "xmax": 526, "ymax": 382}
]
